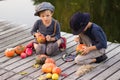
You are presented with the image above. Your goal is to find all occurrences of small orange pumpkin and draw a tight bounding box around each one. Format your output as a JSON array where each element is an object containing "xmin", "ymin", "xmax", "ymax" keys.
[
  {"xmin": 45, "ymin": 58, "xmax": 55, "ymax": 64},
  {"xmin": 5, "ymin": 48, "xmax": 15, "ymax": 57},
  {"xmin": 52, "ymin": 66, "xmax": 62, "ymax": 75},
  {"xmin": 15, "ymin": 45, "xmax": 26, "ymax": 55},
  {"xmin": 76, "ymin": 44, "xmax": 86, "ymax": 55},
  {"xmin": 36, "ymin": 35, "xmax": 46, "ymax": 43},
  {"xmin": 42, "ymin": 63, "xmax": 56, "ymax": 73}
]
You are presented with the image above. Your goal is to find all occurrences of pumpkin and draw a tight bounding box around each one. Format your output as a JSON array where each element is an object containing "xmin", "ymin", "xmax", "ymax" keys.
[
  {"xmin": 5, "ymin": 48, "xmax": 15, "ymax": 57},
  {"xmin": 45, "ymin": 58, "xmax": 55, "ymax": 64},
  {"xmin": 42, "ymin": 63, "xmax": 56, "ymax": 73},
  {"xmin": 35, "ymin": 54, "xmax": 48, "ymax": 65},
  {"xmin": 76, "ymin": 44, "xmax": 86, "ymax": 55},
  {"xmin": 52, "ymin": 66, "xmax": 61, "ymax": 75},
  {"xmin": 15, "ymin": 45, "xmax": 26, "ymax": 55},
  {"xmin": 36, "ymin": 35, "xmax": 46, "ymax": 43}
]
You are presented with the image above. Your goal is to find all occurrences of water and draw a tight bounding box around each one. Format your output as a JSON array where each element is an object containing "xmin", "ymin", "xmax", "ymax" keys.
[{"xmin": 0, "ymin": 0, "xmax": 38, "ymax": 26}]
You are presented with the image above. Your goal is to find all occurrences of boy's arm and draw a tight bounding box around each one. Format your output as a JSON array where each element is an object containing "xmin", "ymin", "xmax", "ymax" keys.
[
  {"xmin": 82, "ymin": 46, "xmax": 97, "ymax": 55},
  {"xmin": 31, "ymin": 20, "xmax": 39, "ymax": 36}
]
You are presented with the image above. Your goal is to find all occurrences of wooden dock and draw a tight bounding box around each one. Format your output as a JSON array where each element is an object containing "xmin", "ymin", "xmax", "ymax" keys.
[{"xmin": 0, "ymin": 20, "xmax": 120, "ymax": 80}]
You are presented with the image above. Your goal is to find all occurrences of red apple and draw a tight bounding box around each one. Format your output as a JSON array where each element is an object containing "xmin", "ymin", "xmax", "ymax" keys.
[
  {"xmin": 20, "ymin": 52, "xmax": 27, "ymax": 59},
  {"xmin": 25, "ymin": 48, "xmax": 33, "ymax": 56}
]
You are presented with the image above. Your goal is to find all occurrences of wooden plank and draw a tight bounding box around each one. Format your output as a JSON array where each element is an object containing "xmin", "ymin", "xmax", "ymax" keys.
[
  {"xmin": 78, "ymin": 47, "xmax": 120, "ymax": 80},
  {"xmin": 0, "ymin": 21, "xmax": 10, "ymax": 29},
  {"xmin": 0, "ymin": 56, "xmax": 21, "ymax": 68},
  {"xmin": 12, "ymin": 59, "xmax": 35, "ymax": 73},
  {"xmin": 61, "ymin": 64, "xmax": 79, "ymax": 80},
  {"xmin": 7, "ymin": 75, "xmax": 34, "ymax": 80},
  {"xmin": 0, "ymin": 24, "xmax": 25, "ymax": 36},
  {"xmin": 0, "ymin": 36, "xmax": 34, "ymax": 52},
  {"xmin": 92, "ymin": 60, "xmax": 120, "ymax": 80},
  {"xmin": 62, "ymin": 43, "xmax": 120, "ymax": 80},
  {"xmin": 0, "ymin": 71, "xmax": 15, "ymax": 80},
  {"xmin": 0, "ymin": 68, "xmax": 7, "ymax": 75},
  {"xmin": 0, "ymin": 23, "xmax": 18, "ymax": 32},
  {"xmin": 4, "ymin": 55, "xmax": 35, "ymax": 70},
  {"xmin": 7, "ymin": 67, "xmax": 39, "ymax": 80},
  {"xmin": 0, "ymin": 24, "xmax": 30, "ymax": 40},
  {"xmin": 19, "ymin": 77, "xmax": 34, "ymax": 80},
  {"xmin": 0, "ymin": 29, "xmax": 31, "ymax": 48},
  {"xmin": 106, "ymin": 70, "xmax": 120, "ymax": 80},
  {"xmin": 105, "ymin": 43, "xmax": 120, "ymax": 53}
]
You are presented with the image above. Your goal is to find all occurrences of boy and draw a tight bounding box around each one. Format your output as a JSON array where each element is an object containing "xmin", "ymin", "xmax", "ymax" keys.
[
  {"xmin": 31, "ymin": 2, "xmax": 66, "ymax": 56},
  {"xmin": 69, "ymin": 12, "xmax": 107, "ymax": 64}
]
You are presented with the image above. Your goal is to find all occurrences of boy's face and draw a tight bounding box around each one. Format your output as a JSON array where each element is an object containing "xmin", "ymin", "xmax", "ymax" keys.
[{"xmin": 39, "ymin": 10, "xmax": 53, "ymax": 24}]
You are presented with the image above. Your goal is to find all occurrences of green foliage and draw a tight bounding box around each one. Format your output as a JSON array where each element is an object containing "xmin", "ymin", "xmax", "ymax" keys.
[{"xmin": 32, "ymin": 0, "xmax": 120, "ymax": 43}]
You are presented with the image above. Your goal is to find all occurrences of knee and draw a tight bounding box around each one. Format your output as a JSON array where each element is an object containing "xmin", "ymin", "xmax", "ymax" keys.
[
  {"xmin": 34, "ymin": 44, "xmax": 46, "ymax": 54},
  {"xmin": 33, "ymin": 43, "xmax": 39, "ymax": 49},
  {"xmin": 74, "ymin": 56, "xmax": 85, "ymax": 65},
  {"xmin": 74, "ymin": 57, "xmax": 80, "ymax": 64},
  {"xmin": 46, "ymin": 48, "xmax": 52, "ymax": 56}
]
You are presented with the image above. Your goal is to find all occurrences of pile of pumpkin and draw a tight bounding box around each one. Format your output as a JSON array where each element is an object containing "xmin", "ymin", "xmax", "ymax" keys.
[
  {"xmin": 5, "ymin": 42, "xmax": 34, "ymax": 59},
  {"xmin": 36, "ymin": 54, "xmax": 62, "ymax": 80}
]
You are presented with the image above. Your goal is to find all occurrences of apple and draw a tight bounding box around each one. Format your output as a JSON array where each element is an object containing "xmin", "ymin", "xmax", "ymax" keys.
[
  {"xmin": 20, "ymin": 52, "xmax": 27, "ymax": 59},
  {"xmin": 25, "ymin": 48, "xmax": 33, "ymax": 56}
]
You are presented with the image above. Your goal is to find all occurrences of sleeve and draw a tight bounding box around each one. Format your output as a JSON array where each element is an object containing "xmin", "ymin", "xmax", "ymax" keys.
[
  {"xmin": 92, "ymin": 29, "xmax": 107, "ymax": 50},
  {"xmin": 31, "ymin": 20, "xmax": 39, "ymax": 35},
  {"xmin": 54, "ymin": 21, "xmax": 61, "ymax": 40}
]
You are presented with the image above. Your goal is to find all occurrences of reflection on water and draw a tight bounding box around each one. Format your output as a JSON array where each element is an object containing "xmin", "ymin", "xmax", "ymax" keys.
[{"xmin": 0, "ymin": 0, "xmax": 120, "ymax": 42}]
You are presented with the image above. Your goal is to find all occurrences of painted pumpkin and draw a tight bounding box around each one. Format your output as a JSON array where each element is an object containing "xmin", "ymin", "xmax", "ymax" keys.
[
  {"xmin": 76, "ymin": 44, "xmax": 86, "ymax": 55},
  {"xmin": 42, "ymin": 63, "xmax": 56, "ymax": 73},
  {"xmin": 45, "ymin": 58, "xmax": 55, "ymax": 64},
  {"xmin": 15, "ymin": 45, "xmax": 26, "ymax": 55},
  {"xmin": 5, "ymin": 48, "xmax": 15, "ymax": 57},
  {"xmin": 52, "ymin": 66, "xmax": 61, "ymax": 75},
  {"xmin": 35, "ymin": 54, "xmax": 48, "ymax": 65},
  {"xmin": 36, "ymin": 35, "xmax": 46, "ymax": 43}
]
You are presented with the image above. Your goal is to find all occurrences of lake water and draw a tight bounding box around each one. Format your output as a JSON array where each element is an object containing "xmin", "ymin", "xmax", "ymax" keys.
[{"xmin": 0, "ymin": 0, "xmax": 38, "ymax": 26}]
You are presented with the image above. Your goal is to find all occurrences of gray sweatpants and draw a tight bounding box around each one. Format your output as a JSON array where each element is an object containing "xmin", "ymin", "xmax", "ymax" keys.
[
  {"xmin": 34, "ymin": 39, "xmax": 61, "ymax": 56},
  {"xmin": 75, "ymin": 33, "xmax": 105, "ymax": 64}
]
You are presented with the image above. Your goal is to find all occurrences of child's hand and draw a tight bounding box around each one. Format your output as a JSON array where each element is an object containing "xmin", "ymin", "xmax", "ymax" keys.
[
  {"xmin": 74, "ymin": 37, "xmax": 79, "ymax": 42},
  {"xmin": 46, "ymin": 35, "xmax": 51, "ymax": 41},
  {"xmin": 81, "ymin": 46, "xmax": 90, "ymax": 55},
  {"xmin": 34, "ymin": 32, "xmax": 41, "ymax": 37}
]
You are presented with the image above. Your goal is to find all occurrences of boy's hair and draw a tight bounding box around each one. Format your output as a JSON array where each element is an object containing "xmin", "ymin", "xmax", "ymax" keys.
[{"xmin": 34, "ymin": 2, "xmax": 55, "ymax": 16}]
